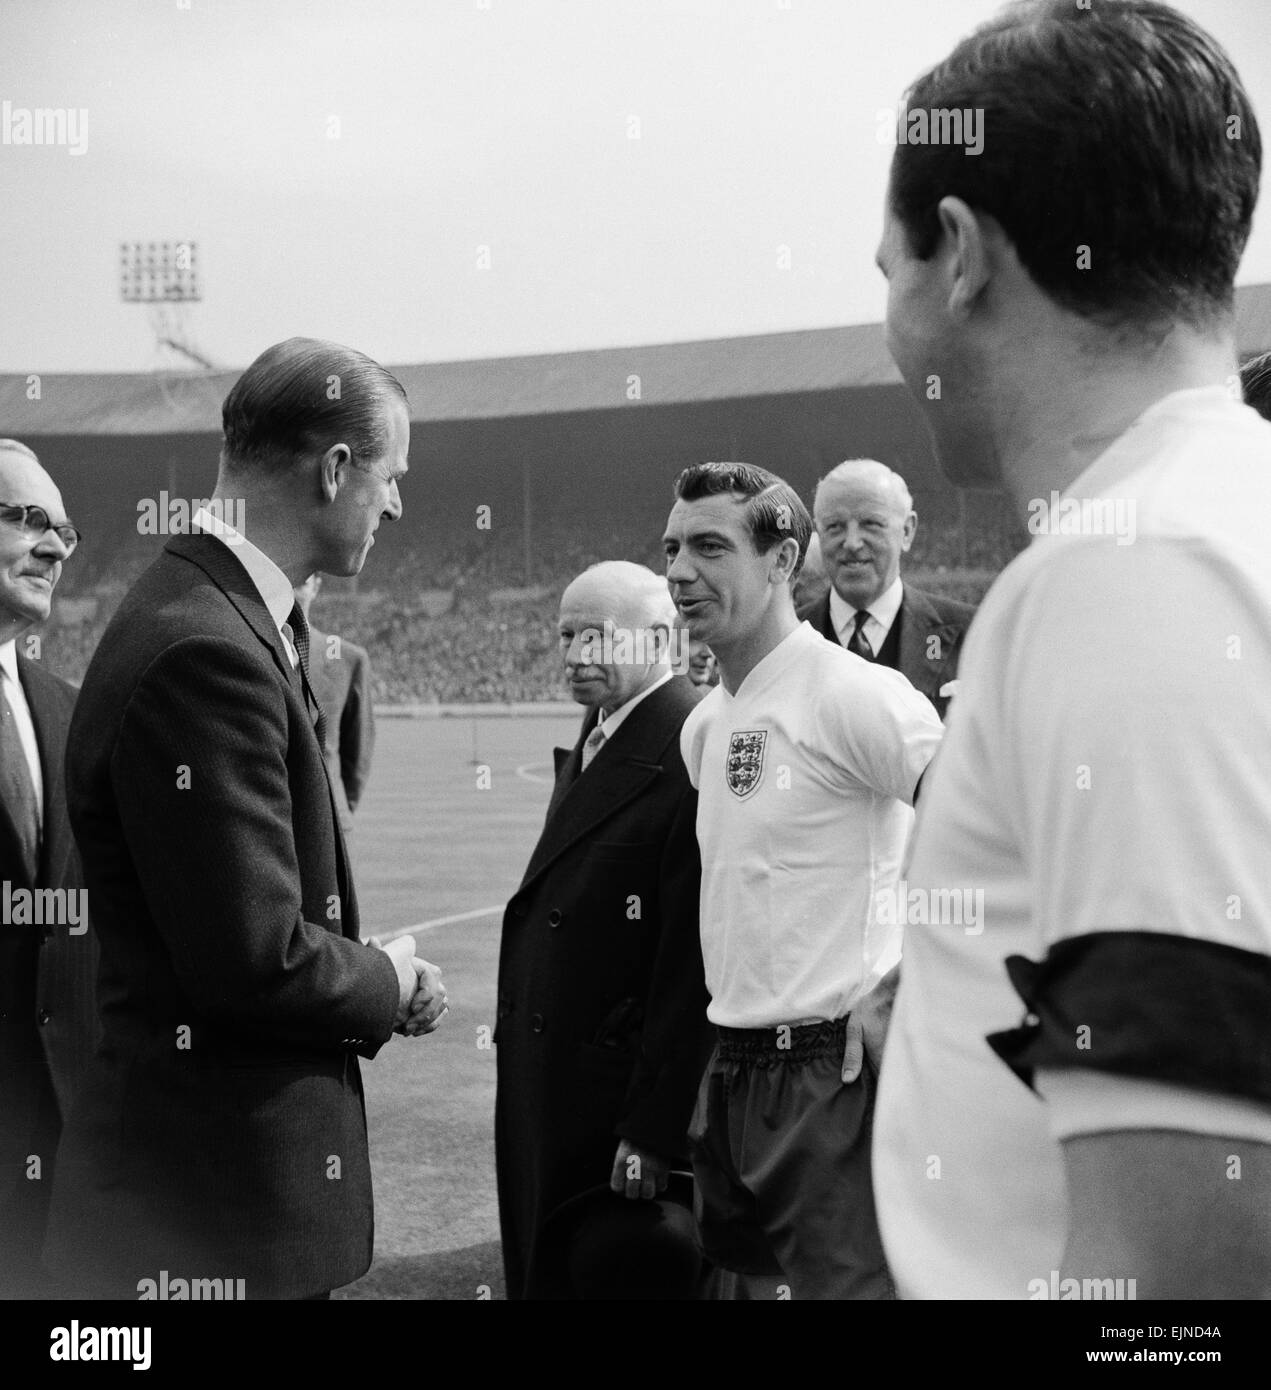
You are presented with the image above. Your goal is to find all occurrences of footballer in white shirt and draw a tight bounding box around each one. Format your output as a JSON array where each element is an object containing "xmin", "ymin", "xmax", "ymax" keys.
[
  {"xmin": 663, "ymin": 461, "xmax": 942, "ymax": 1298},
  {"xmin": 872, "ymin": 0, "xmax": 1271, "ymax": 1300}
]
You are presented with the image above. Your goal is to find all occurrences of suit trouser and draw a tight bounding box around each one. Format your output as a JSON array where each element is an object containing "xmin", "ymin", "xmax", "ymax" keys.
[{"xmin": 687, "ymin": 1017, "xmax": 893, "ymax": 1301}]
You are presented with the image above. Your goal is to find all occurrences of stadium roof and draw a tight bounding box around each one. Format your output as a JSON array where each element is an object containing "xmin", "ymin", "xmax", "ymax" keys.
[{"xmin": 5, "ymin": 281, "xmax": 1271, "ymax": 437}]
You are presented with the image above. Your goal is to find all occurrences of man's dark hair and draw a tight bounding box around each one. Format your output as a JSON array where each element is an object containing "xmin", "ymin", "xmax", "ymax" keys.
[
  {"xmin": 220, "ymin": 337, "xmax": 407, "ymax": 473},
  {"xmin": 889, "ymin": 0, "xmax": 1260, "ymax": 331},
  {"xmin": 1240, "ymin": 351, "xmax": 1271, "ymax": 422},
  {"xmin": 672, "ymin": 462, "xmax": 812, "ymax": 580}
]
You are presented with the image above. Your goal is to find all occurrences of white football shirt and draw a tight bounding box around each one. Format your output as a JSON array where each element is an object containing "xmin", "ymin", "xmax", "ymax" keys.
[
  {"xmin": 874, "ymin": 386, "xmax": 1271, "ymax": 1299},
  {"xmin": 681, "ymin": 621, "xmax": 942, "ymax": 1028}
]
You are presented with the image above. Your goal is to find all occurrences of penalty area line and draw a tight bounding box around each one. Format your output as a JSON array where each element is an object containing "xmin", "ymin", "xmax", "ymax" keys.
[{"xmin": 369, "ymin": 906, "xmax": 504, "ymax": 947}]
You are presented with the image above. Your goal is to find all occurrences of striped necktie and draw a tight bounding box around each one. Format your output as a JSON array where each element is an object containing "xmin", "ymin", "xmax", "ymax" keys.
[
  {"xmin": 287, "ymin": 603, "xmax": 330, "ymax": 752},
  {"xmin": 580, "ymin": 724, "xmax": 607, "ymax": 772},
  {"xmin": 846, "ymin": 609, "xmax": 875, "ymax": 661}
]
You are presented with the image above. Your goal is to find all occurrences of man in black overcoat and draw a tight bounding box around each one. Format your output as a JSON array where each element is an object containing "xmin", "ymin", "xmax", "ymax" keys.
[{"xmin": 496, "ymin": 561, "xmax": 712, "ymax": 1299}]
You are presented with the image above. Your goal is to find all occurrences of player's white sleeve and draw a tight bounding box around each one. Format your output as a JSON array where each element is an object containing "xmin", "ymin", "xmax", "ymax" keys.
[{"xmin": 821, "ymin": 661, "xmax": 943, "ymax": 805}]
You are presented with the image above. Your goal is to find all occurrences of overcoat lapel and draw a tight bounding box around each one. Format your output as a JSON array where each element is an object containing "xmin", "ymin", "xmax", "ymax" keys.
[{"xmin": 520, "ymin": 685, "xmax": 681, "ymax": 889}]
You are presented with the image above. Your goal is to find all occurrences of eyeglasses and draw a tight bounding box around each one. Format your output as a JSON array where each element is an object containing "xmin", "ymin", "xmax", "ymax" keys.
[{"xmin": 0, "ymin": 502, "xmax": 81, "ymax": 554}]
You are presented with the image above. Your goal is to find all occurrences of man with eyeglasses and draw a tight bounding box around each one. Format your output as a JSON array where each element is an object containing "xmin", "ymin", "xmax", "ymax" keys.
[{"xmin": 0, "ymin": 438, "xmax": 97, "ymax": 1298}]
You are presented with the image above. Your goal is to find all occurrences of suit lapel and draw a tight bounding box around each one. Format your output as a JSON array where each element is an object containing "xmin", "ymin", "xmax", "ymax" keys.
[
  {"xmin": 543, "ymin": 720, "xmax": 588, "ymax": 827},
  {"xmin": 520, "ymin": 684, "xmax": 682, "ymax": 888},
  {"xmin": 165, "ymin": 533, "xmax": 297, "ymax": 688},
  {"xmin": 163, "ymin": 534, "xmax": 358, "ymax": 935},
  {"xmin": 522, "ymin": 750, "xmax": 660, "ymax": 888},
  {"xmin": 897, "ymin": 584, "xmax": 959, "ymax": 698}
]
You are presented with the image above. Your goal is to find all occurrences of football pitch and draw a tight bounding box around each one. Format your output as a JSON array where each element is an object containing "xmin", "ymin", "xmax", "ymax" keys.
[{"xmin": 334, "ymin": 711, "xmax": 580, "ymax": 1301}]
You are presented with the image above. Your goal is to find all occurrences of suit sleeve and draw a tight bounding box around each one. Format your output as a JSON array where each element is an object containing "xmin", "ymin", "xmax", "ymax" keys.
[
  {"xmin": 340, "ymin": 645, "xmax": 375, "ymax": 812},
  {"xmin": 614, "ymin": 780, "xmax": 712, "ymax": 1157},
  {"xmin": 110, "ymin": 635, "xmax": 398, "ymax": 1051}
]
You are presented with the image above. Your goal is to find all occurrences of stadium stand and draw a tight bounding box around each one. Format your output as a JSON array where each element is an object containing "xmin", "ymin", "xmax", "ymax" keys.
[{"xmin": 34, "ymin": 496, "xmax": 1024, "ymax": 701}]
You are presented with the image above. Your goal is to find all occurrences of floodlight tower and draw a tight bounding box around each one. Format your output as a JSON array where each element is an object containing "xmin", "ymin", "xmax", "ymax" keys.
[
  {"xmin": 119, "ymin": 240, "xmax": 215, "ymax": 370},
  {"xmin": 120, "ymin": 240, "xmax": 218, "ymax": 502}
]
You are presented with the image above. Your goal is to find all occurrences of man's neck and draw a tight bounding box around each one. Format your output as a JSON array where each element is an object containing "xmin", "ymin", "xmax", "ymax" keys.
[
  {"xmin": 715, "ymin": 605, "xmax": 800, "ymax": 696},
  {"xmin": 598, "ymin": 664, "xmax": 667, "ymax": 719},
  {"xmin": 993, "ymin": 325, "xmax": 1236, "ymax": 522},
  {"xmin": 210, "ymin": 484, "xmax": 314, "ymax": 586},
  {"xmin": 0, "ymin": 617, "xmax": 31, "ymax": 648}
]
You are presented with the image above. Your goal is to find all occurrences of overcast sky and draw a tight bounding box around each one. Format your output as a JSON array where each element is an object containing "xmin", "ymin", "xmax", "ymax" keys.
[{"xmin": 2, "ymin": 0, "xmax": 1269, "ymax": 373}]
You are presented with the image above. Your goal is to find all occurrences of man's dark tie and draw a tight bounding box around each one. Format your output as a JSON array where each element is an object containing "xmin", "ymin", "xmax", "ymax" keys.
[
  {"xmin": 846, "ymin": 609, "xmax": 875, "ymax": 661},
  {"xmin": 1, "ymin": 678, "xmax": 40, "ymax": 881},
  {"xmin": 287, "ymin": 603, "xmax": 330, "ymax": 753}
]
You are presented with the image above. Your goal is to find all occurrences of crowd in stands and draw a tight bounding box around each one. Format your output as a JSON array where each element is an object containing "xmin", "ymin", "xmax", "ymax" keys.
[{"xmin": 40, "ymin": 495, "xmax": 1024, "ymax": 703}]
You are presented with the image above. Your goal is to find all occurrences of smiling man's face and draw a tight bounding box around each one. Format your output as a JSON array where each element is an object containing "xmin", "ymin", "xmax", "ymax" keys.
[
  {"xmin": 662, "ymin": 493, "xmax": 779, "ymax": 653},
  {"xmin": 0, "ymin": 447, "xmax": 74, "ymax": 640},
  {"xmin": 813, "ymin": 464, "xmax": 915, "ymax": 612}
]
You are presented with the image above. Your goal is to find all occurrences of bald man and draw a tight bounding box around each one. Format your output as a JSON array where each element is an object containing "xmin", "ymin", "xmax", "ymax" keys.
[
  {"xmin": 0, "ymin": 440, "xmax": 97, "ymax": 1297},
  {"xmin": 800, "ymin": 460, "xmax": 974, "ymax": 719},
  {"xmin": 495, "ymin": 561, "xmax": 712, "ymax": 1299}
]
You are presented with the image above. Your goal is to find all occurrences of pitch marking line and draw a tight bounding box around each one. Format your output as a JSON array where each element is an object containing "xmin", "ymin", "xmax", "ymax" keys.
[
  {"xmin": 372, "ymin": 906, "xmax": 504, "ymax": 946},
  {"xmin": 515, "ymin": 760, "xmax": 556, "ymax": 785}
]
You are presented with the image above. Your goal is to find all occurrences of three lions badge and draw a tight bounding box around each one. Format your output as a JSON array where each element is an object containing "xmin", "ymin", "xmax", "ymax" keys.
[{"xmin": 726, "ymin": 729, "xmax": 767, "ymax": 799}]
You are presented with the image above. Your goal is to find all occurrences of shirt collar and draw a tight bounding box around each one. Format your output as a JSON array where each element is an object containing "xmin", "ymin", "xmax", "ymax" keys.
[
  {"xmin": 1062, "ymin": 384, "xmax": 1238, "ymax": 502},
  {"xmin": 596, "ymin": 668, "xmax": 673, "ymax": 739},
  {"xmin": 191, "ymin": 506, "xmax": 296, "ymax": 636},
  {"xmin": 0, "ymin": 638, "xmax": 18, "ymax": 685},
  {"xmin": 829, "ymin": 573, "xmax": 904, "ymax": 640}
]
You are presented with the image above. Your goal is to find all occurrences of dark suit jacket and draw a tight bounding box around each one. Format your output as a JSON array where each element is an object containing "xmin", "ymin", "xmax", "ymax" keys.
[
  {"xmin": 495, "ymin": 676, "xmax": 712, "ymax": 1299},
  {"xmin": 308, "ymin": 629, "xmax": 375, "ymax": 832},
  {"xmin": 0, "ymin": 656, "xmax": 98, "ymax": 1285},
  {"xmin": 43, "ymin": 534, "xmax": 400, "ymax": 1299},
  {"xmin": 798, "ymin": 582, "xmax": 976, "ymax": 719}
]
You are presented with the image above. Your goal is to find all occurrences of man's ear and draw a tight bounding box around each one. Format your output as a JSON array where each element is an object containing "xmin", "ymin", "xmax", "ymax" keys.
[
  {"xmin": 320, "ymin": 443, "xmax": 352, "ymax": 502},
  {"xmin": 770, "ymin": 535, "xmax": 801, "ymax": 584},
  {"xmin": 936, "ymin": 195, "xmax": 994, "ymax": 321}
]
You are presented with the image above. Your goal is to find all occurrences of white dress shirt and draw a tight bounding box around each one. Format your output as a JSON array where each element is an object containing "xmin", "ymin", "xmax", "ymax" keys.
[
  {"xmin": 191, "ymin": 506, "xmax": 299, "ymax": 668},
  {"xmin": 829, "ymin": 574, "xmax": 903, "ymax": 656},
  {"xmin": 0, "ymin": 638, "xmax": 43, "ymax": 822}
]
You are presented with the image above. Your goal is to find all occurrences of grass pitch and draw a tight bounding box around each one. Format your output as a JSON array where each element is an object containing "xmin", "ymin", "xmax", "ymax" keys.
[{"xmin": 335, "ymin": 712, "xmax": 580, "ymax": 1301}]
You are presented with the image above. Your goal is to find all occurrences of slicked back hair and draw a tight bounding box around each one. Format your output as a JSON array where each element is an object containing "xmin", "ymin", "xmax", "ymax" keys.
[
  {"xmin": 220, "ymin": 337, "xmax": 407, "ymax": 475},
  {"xmin": 1240, "ymin": 351, "xmax": 1271, "ymax": 422},
  {"xmin": 889, "ymin": 0, "xmax": 1259, "ymax": 332},
  {"xmin": 672, "ymin": 461, "xmax": 811, "ymax": 580}
]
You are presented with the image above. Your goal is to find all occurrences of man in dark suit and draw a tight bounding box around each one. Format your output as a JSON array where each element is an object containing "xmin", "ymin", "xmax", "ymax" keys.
[
  {"xmin": 496, "ymin": 561, "xmax": 712, "ymax": 1299},
  {"xmin": 292, "ymin": 573, "xmax": 376, "ymax": 835},
  {"xmin": 42, "ymin": 339, "xmax": 448, "ymax": 1301},
  {"xmin": 0, "ymin": 439, "xmax": 97, "ymax": 1298},
  {"xmin": 797, "ymin": 459, "xmax": 974, "ymax": 719}
]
